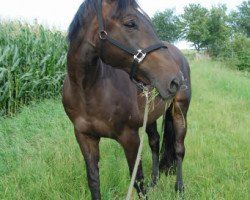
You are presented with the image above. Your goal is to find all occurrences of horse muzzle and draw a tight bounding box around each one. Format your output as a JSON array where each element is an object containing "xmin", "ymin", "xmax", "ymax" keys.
[{"xmin": 152, "ymin": 71, "xmax": 185, "ymax": 100}]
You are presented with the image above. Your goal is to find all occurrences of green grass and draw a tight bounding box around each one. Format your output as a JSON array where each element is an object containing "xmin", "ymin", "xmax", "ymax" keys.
[{"xmin": 0, "ymin": 60, "xmax": 250, "ymax": 199}]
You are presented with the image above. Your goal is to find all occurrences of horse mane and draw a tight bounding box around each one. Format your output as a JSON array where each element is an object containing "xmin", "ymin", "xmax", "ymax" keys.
[{"xmin": 68, "ymin": 0, "xmax": 139, "ymax": 42}]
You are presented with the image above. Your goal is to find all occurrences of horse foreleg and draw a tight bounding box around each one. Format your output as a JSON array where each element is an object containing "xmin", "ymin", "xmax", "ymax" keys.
[
  {"xmin": 117, "ymin": 129, "xmax": 146, "ymax": 198},
  {"xmin": 146, "ymin": 122, "xmax": 160, "ymax": 186},
  {"xmin": 172, "ymin": 100, "xmax": 189, "ymax": 193},
  {"xmin": 75, "ymin": 129, "xmax": 101, "ymax": 200}
]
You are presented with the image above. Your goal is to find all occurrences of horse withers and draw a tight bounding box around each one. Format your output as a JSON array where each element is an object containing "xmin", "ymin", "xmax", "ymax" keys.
[{"xmin": 62, "ymin": 0, "xmax": 191, "ymax": 199}]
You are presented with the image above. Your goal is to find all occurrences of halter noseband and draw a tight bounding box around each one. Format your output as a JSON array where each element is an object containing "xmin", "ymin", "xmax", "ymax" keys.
[{"xmin": 96, "ymin": 0, "xmax": 167, "ymax": 80}]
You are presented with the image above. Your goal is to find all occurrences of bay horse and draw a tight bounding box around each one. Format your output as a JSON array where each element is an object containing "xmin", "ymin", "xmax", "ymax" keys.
[{"xmin": 62, "ymin": 0, "xmax": 191, "ymax": 199}]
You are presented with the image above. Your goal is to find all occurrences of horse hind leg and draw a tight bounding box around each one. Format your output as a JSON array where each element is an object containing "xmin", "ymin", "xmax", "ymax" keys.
[
  {"xmin": 146, "ymin": 122, "xmax": 160, "ymax": 187},
  {"xmin": 159, "ymin": 103, "xmax": 177, "ymax": 174},
  {"xmin": 74, "ymin": 129, "xmax": 101, "ymax": 200},
  {"xmin": 172, "ymin": 100, "xmax": 188, "ymax": 192},
  {"xmin": 160, "ymin": 99, "xmax": 190, "ymax": 193}
]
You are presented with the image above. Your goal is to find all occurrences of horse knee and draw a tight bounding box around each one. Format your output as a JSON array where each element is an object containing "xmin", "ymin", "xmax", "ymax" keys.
[
  {"xmin": 146, "ymin": 123, "xmax": 160, "ymax": 152},
  {"xmin": 175, "ymin": 142, "xmax": 185, "ymax": 160},
  {"xmin": 149, "ymin": 134, "xmax": 160, "ymax": 150}
]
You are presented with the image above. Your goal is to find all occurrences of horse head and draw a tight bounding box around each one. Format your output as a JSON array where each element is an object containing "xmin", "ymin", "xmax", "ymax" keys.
[
  {"xmin": 69, "ymin": 0, "xmax": 183, "ymax": 99},
  {"xmin": 94, "ymin": 0, "xmax": 183, "ymax": 99}
]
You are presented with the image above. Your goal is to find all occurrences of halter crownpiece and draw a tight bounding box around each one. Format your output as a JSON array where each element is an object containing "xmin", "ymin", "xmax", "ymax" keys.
[{"xmin": 96, "ymin": 0, "xmax": 167, "ymax": 80}]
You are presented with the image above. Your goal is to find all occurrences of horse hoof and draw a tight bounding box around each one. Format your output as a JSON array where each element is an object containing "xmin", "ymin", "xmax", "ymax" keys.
[
  {"xmin": 150, "ymin": 174, "xmax": 159, "ymax": 187},
  {"xmin": 175, "ymin": 181, "xmax": 184, "ymax": 193},
  {"xmin": 148, "ymin": 180, "xmax": 156, "ymax": 189},
  {"xmin": 138, "ymin": 192, "xmax": 148, "ymax": 200}
]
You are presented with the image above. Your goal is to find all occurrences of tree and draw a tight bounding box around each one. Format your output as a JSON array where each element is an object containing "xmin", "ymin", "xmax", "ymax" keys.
[
  {"xmin": 152, "ymin": 9, "xmax": 181, "ymax": 43},
  {"xmin": 229, "ymin": 1, "xmax": 250, "ymax": 37},
  {"xmin": 206, "ymin": 5, "xmax": 231, "ymax": 57},
  {"xmin": 181, "ymin": 4, "xmax": 210, "ymax": 52},
  {"xmin": 231, "ymin": 34, "xmax": 250, "ymax": 71}
]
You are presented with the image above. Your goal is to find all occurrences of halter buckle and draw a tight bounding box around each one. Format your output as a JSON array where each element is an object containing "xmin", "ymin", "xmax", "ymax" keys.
[
  {"xmin": 134, "ymin": 50, "xmax": 146, "ymax": 63},
  {"xmin": 99, "ymin": 30, "xmax": 108, "ymax": 40}
]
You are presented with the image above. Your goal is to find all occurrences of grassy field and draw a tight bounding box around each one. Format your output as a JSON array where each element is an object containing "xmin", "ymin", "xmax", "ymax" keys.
[{"xmin": 0, "ymin": 60, "xmax": 249, "ymax": 200}]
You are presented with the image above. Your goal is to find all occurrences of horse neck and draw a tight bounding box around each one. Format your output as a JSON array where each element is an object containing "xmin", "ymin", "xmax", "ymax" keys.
[{"xmin": 67, "ymin": 36, "xmax": 102, "ymax": 88}]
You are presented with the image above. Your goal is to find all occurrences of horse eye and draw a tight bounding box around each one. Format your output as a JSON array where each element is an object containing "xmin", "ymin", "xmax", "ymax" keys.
[{"xmin": 124, "ymin": 21, "xmax": 137, "ymax": 29}]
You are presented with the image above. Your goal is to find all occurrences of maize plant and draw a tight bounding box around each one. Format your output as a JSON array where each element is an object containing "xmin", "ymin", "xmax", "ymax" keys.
[{"xmin": 0, "ymin": 20, "xmax": 67, "ymax": 116}]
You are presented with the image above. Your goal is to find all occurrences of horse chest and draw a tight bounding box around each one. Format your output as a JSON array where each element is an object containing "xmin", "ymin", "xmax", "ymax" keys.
[{"xmin": 72, "ymin": 96, "xmax": 139, "ymax": 137}]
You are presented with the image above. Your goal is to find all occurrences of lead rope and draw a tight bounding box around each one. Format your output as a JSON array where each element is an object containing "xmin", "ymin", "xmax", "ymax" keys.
[{"xmin": 126, "ymin": 87, "xmax": 150, "ymax": 200}]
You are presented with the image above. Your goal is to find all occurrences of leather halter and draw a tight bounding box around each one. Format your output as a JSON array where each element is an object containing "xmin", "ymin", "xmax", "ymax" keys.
[{"xmin": 96, "ymin": 0, "xmax": 167, "ymax": 80}]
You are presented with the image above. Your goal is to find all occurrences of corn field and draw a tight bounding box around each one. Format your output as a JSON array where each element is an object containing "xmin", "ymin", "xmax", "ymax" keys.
[{"xmin": 0, "ymin": 20, "xmax": 67, "ymax": 116}]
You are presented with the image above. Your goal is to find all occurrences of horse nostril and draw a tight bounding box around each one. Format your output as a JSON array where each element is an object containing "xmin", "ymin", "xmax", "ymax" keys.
[{"xmin": 168, "ymin": 78, "xmax": 180, "ymax": 94}]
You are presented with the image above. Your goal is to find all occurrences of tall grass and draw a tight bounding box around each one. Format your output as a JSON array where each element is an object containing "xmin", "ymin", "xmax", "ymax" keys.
[
  {"xmin": 0, "ymin": 60, "xmax": 249, "ymax": 199},
  {"xmin": 0, "ymin": 20, "xmax": 67, "ymax": 116}
]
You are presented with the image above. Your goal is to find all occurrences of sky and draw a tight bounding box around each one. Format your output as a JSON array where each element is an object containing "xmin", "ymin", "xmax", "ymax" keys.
[{"xmin": 0, "ymin": 0, "xmax": 244, "ymax": 48}]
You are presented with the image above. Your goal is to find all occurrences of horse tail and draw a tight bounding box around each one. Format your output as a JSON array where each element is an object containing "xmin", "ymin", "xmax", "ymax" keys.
[{"xmin": 159, "ymin": 103, "xmax": 177, "ymax": 173}]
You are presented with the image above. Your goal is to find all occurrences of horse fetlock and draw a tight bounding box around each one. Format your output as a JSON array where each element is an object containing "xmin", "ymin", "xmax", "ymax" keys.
[
  {"xmin": 150, "ymin": 172, "xmax": 159, "ymax": 187},
  {"xmin": 134, "ymin": 179, "xmax": 147, "ymax": 197},
  {"xmin": 89, "ymin": 183, "xmax": 101, "ymax": 200},
  {"xmin": 175, "ymin": 180, "xmax": 184, "ymax": 193},
  {"xmin": 152, "ymin": 167, "xmax": 159, "ymax": 178}
]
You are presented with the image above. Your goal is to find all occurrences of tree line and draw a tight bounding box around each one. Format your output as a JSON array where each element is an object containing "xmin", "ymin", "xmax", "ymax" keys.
[{"xmin": 152, "ymin": 0, "xmax": 250, "ymax": 71}]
